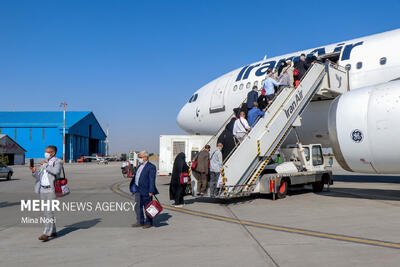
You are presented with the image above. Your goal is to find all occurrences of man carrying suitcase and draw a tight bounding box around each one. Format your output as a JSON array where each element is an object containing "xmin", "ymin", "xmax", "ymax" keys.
[{"xmin": 130, "ymin": 151, "xmax": 159, "ymax": 229}]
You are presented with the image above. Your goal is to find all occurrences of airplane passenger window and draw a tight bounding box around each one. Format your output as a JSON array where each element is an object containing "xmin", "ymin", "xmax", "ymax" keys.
[
  {"xmin": 253, "ymin": 81, "xmax": 258, "ymax": 87},
  {"xmin": 345, "ymin": 64, "xmax": 351, "ymax": 71},
  {"xmin": 261, "ymin": 79, "xmax": 266, "ymax": 85},
  {"xmin": 356, "ymin": 62, "xmax": 363, "ymax": 69},
  {"xmin": 380, "ymin": 57, "xmax": 387, "ymax": 65},
  {"xmin": 239, "ymin": 84, "xmax": 244, "ymax": 90},
  {"xmin": 246, "ymin": 82, "xmax": 251, "ymax": 89},
  {"xmin": 233, "ymin": 85, "xmax": 238, "ymax": 91}
]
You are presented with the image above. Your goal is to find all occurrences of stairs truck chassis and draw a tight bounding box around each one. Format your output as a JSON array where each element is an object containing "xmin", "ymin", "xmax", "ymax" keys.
[{"xmin": 255, "ymin": 170, "xmax": 333, "ymax": 200}]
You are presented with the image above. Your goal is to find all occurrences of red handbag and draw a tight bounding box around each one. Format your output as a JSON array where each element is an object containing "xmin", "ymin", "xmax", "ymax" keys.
[
  {"xmin": 145, "ymin": 195, "xmax": 163, "ymax": 219},
  {"xmin": 293, "ymin": 68, "xmax": 300, "ymax": 76},
  {"xmin": 191, "ymin": 160, "xmax": 198, "ymax": 170},
  {"xmin": 54, "ymin": 167, "xmax": 70, "ymax": 197},
  {"xmin": 179, "ymin": 172, "xmax": 190, "ymax": 184}
]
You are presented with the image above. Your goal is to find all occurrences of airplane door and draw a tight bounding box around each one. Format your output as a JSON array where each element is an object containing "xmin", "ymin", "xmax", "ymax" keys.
[{"xmin": 209, "ymin": 75, "xmax": 231, "ymax": 113}]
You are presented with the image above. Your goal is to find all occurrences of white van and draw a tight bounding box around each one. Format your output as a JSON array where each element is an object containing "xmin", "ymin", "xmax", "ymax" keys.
[{"xmin": 158, "ymin": 135, "xmax": 212, "ymax": 176}]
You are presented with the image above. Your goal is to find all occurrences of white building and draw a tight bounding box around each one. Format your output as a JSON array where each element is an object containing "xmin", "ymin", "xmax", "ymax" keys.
[{"xmin": 0, "ymin": 134, "xmax": 26, "ymax": 165}]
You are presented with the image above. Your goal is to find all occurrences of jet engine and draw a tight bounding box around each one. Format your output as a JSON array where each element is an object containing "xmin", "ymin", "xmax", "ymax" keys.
[{"xmin": 328, "ymin": 81, "xmax": 400, "ymax": 174}]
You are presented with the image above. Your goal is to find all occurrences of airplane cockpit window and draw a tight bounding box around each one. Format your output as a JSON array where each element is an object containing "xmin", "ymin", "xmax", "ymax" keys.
[
  {"xmin": 233, "ymin": 85, "xmax": 238, "ymax": 91},
  {"xmin": 356, "ymin": 62, "xmax": 363, "ymax": 69},
  {"xmin": 188, "ymin": 93, "xmax": 198, "ymax": 103},
  {"xmin": 239, "ymin": 84, "xmax": 244, "ymax": 90},
  {"xmin": 380, "ymin": 57, "xmax": 387, "ymax": 65},
  {"xmin": 345, "ymin": 64, "xmax": 351, "ymax": 71}
]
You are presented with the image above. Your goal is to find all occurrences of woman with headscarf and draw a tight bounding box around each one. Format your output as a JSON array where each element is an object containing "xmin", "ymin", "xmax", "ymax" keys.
[
  {"xmin": 217, "ymin": 117, "xmax": 237, "ymax": 161},
  {"xmin": 169, "ymin": 152, "xmax": 189, "ymax": 207},
  {"xmin": 257, "ymin": 88, "xmax": 268, "ymax": 110}
]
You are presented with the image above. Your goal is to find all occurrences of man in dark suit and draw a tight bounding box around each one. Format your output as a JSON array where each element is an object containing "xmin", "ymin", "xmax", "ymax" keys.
[
  {"xmin": 130, "ymin": 151, "xmax": 159, "ymax": 229},
  {"xmin": 294, "ymin": 53, "xmax": 310, "ymax": 80},
  {"xmin": 246, "ymin": 86, "xmax": 259, "ymax": 110}
]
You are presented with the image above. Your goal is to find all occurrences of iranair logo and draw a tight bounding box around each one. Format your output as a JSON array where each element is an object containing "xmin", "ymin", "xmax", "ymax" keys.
[
  {"xmin": 284, "ymin": 90, "xmax": 303, "ymax": 119},
  {"xmin": 235, "ymin": 41, "xmax": 364, "ymax": 82}
]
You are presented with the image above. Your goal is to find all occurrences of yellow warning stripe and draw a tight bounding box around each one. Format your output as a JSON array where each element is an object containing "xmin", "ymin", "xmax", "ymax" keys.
[
  {"xmin": 247, "ymin": 127, "xmax": 291, "ymax": 189},
  {"xmin": 111, "ymin": 180, "xmax": 400, "ymax": 249},
  {"xmin": 221, "ymin": 168, "xmax": 227, "ymax": 195}
]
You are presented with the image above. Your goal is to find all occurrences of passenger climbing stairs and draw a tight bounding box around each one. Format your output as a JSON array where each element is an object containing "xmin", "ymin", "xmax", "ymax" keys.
[{"xmin": 202, "ymin": 62, "xmax": 349, "ymax": 198}]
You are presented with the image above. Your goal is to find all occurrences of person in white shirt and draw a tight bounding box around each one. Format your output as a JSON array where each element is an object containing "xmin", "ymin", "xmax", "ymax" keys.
[
  {"xmin": 30, "ymin": 145, "xmax": 63, "ymax": 242},
  {"xmin": 233, "ymin": 111, "xmax": 251, "ymax": 142}
]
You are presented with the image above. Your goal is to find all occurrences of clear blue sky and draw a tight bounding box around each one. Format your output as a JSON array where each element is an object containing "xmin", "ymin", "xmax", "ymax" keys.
[{"xmin": 1, "ymin": 0, "xmax": 399, "ymax": 154}]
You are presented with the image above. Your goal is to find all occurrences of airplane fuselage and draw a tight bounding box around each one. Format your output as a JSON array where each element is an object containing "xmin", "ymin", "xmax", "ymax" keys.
[{"xmin": 177, "ymin": 29, "xmax": 400, "ymax": 150}]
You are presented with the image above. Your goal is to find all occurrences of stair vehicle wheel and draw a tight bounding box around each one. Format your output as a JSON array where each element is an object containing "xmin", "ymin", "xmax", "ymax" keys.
[
  {"xmin": 312, "ymin": 180, "xmax": 324, "ymax": 192},
  {"xmin": 277, "ymin": 179, "xmax": 288, "ymax": 199}
]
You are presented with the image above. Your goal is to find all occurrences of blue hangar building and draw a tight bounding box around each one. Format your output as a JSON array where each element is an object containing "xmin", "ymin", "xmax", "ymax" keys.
[{"xmin": 0, "ymin": 111, "xmax": 106, "ymax": 162}]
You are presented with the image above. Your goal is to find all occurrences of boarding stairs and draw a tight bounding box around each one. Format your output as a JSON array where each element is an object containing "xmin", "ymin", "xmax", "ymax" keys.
[{"xmin": 204, "ymin": 62, "xmax": 349, "ymax": 198}]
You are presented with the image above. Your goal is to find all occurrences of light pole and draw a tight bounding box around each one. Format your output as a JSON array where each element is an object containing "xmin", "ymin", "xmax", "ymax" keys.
[
  {"xmin": 60, "ymin": 102, "xmax": 67, "ymax": 163},
  {"xmin": 106, "ymin": 124, "xmax": 109, "ymax": 156}
]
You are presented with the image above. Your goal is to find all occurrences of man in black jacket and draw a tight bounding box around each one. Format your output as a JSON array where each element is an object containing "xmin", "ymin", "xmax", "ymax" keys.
[
  {"xmin": 246, "ymin": 86, "xmax": 259, "ymax": 110},
  {"xmin": 294, "ymin": 54, "xmax": 310, "ymax": 80}
]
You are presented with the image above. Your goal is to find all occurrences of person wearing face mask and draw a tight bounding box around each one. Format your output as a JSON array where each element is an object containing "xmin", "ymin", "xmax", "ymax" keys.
[
  {"xmin": 129, "ymin": 151, "xmax": 159, "ymax": 229},
  {"xmin": 30, "ymin": 145, "xmax": 63, "ymax": 242},
  {"xmin": 209, "ymin": 143, "xmax": 223, "ymax": 197}
]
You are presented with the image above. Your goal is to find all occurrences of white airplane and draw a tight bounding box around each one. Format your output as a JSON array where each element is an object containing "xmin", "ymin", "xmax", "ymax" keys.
[
  {"xmin": 83, "ymin": 154, "xmax": 115, "ymax": 164},
  {"xmin": 176, "ymin": 28, "xmax": 400, "ymax": 174}
]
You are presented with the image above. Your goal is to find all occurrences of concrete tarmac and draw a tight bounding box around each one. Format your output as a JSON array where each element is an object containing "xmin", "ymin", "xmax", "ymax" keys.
[{"xmin": 0, "ymin": 161, "xmax": 400, "ymax": 266}]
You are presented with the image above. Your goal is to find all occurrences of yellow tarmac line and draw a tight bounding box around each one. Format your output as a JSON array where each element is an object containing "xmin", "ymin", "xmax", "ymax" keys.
[{"xmin": 111, "ymin": 180, "xmax": 400, "ymax": 249}]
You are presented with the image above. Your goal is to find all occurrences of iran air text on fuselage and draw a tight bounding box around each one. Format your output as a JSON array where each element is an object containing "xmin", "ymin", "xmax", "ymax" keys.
[
  {"xmin": 236, "ymin": 41, "xmax": 364, "ymax": 82},
  {"xmin": 284, "ymin": 90, "xmax": 303, "ymax": 119}
]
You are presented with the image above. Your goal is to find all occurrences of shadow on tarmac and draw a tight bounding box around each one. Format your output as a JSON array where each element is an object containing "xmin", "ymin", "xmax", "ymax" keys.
[
  {"xmin": 54, "ymin": 218, "xmax": 102, "ymax": 239},
  {"xmin": 284, "ymin": 186, "xmax": 400, "ymax": 202},
  {"xmin": 155, "ymin": 212, "xmax": 172, "ymax": 227},
  {"xmin": 319, "ymin": 187, "xmax": 400, "ymax": 201},
  {"xmin": 334, "ymin": 175, "xmax": 400, "ymax": 184},
  {"xmin": 184, "ymin": 195, "xmax": 269, "ymax": 205},
  {"xmin": 0, "ymin": 201, "xmax": 20, "ymax": 208},
  {"xmin": 184, "ymin": 187, "xmax": 400, "ymax": 205},
  {"xmin": 0, "ymin": 178, "xmax": 20, "ymax": 183}
]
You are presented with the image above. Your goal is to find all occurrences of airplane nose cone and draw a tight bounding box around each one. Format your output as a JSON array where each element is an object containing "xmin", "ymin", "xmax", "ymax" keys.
[{"xmin": 176, "ymin": 105, "xmax": 191, "ymax": 132}]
